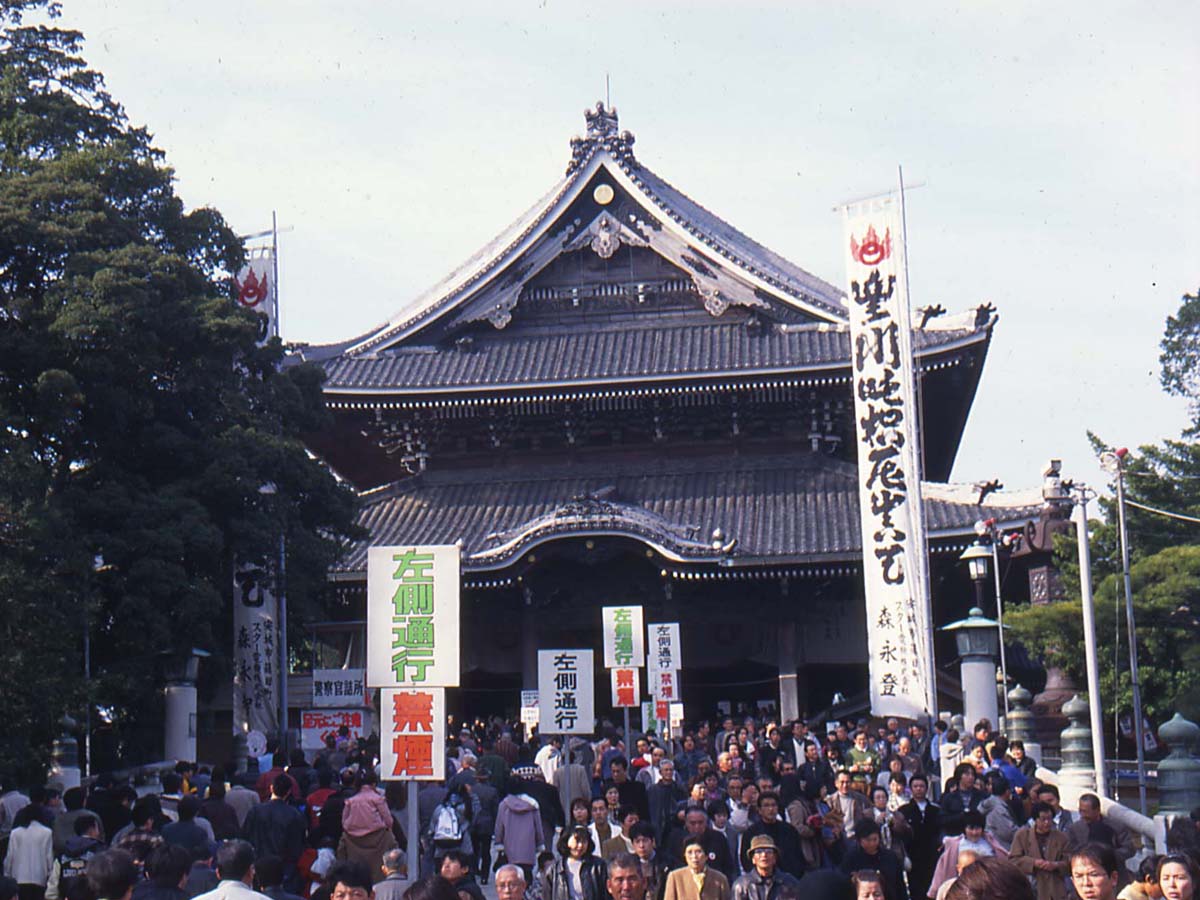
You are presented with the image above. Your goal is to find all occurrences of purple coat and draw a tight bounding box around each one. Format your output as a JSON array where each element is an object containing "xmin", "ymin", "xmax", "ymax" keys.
[{"xmin": 494, "ymin": 794, "xmax": 545, "ymax": 867}]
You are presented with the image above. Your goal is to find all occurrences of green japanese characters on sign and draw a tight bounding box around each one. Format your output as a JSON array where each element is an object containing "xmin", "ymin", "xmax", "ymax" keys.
[{"xmin": 390, "ymin": 550, "xmax": 435, "ymax": 682}]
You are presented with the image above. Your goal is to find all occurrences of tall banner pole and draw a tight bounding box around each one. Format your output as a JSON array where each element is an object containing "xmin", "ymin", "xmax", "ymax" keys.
[{"xmin": 841, "ymin": 184, "xmax": 936, "ymax": 721}]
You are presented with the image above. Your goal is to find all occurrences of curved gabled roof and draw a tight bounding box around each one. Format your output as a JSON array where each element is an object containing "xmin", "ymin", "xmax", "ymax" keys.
[{"xmin": 323, "ymin": 104, "xmax": 847, "ymax": 359}]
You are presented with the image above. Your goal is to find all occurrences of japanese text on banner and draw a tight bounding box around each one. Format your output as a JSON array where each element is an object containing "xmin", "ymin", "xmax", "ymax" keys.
[
  {"xmin": 842, "ymin": 193, "xmax": 933, "ymax": 719},
  {"xmin": 367, "ymin": 545, "xmax": 460, "ymax": 688},
  {"xmin": 380, "ymin": 687, "xmax": 445, "ymax": 781},
  {"xmin": 537, "ymin": 650, "xmax": 594, "ymax": 735}
]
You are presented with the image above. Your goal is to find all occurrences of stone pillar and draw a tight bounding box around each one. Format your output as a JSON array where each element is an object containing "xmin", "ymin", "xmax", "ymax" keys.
[
  {"xmin": 1057, "ymin": 694, "xmax": 1097, "ymax": 794},
  {"xmin": 49, "ymin": 716, "xmax": 81, "ymax": 791},
  {"xmin": 961, "ymin": 657, "xmax": 999, "ymax": 735},
  {"xmin": 1007, "ymin": 685, "xmax": 1042, "ymax": 765},
  {"xmin": 1156, "ymin": 713, "xmax": 1200, "ymax": 815},
  {"xmin": 521, "ymin": 586, "xmax": 538, "ymax": 690},
  {"xmin": 777, "ymin": 579, "xmax": 799, "ymax": 723},
  {"xmin": 164, "ymin": 682, "xmax": 197, "ymax": 762}
]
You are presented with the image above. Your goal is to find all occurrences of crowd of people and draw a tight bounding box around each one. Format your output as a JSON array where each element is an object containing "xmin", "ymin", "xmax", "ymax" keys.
[{"xmin": 1, "ymin": 713, "xmax": 1198, "ymax": 900}]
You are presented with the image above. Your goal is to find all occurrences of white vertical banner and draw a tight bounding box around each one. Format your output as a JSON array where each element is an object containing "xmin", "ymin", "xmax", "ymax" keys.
[
  {"xmin": 234, "ymin": 247, "xmax": 277, "ymax": 346},
  {"xmin": 380, "ymin": 687, "xmax": 446, "ymax": 781},
  {"xmin": 842, "ymin": 191, "xmax": 934, "ymax": 719},
  {"xmin": 538, "ymin": 650, "xmax": 594, "ymax": 734},
  {"xmin": 367, "ymin": 545, "xmax": 460, "ymax": 688},
  {"xmin": 610, "ymin": 667, "xmax": 641, "ymax": 708},
  {"xmin": 602, "ymin": 606, "xmax": 645, "ymax": 668},
  {"xmin": 649, "ymin": 668, "xmax": 679, "ymax": 703},
  {"xmin": 647, "ymin": 622, "xmax": 681, "ymax": 673},
  {"xmin": 232, "ymin": 561, "xmax": 279, "ymax": 737}
]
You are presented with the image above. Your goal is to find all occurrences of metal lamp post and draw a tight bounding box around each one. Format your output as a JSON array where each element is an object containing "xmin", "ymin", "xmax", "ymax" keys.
[
  {"xmin": 1099, "ymin": 447, "xmax": 1148, "ymax": 815},
  {"xmin": 960, "ymin": 541, "xmax": 1009, "ymax": 722},
  {"xmin": 942, "ymin": 607, "xmax": 1001, "ymax": 730}
]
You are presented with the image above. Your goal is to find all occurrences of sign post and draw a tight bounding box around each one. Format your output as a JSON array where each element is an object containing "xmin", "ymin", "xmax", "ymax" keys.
[
  {"xmin": 646, "ymin": 623, "xmax": 681, "ymax": 749},
  {"xmin": 368, "ymin": 544, "xmax": 461, "ymax": 881},
  {"xmin": 602, "ymin": 606, "xmax": 644, "ymax": 753}
]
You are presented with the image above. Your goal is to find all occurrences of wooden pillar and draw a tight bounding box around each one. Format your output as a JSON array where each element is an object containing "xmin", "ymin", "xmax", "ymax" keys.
[
  {"xmin": 521, "ymin": 585, "xmax": 538, "ymax": 690},
  {"xmin": 778, "ymin": 579, "xmax": 799, "ymax": 722}
]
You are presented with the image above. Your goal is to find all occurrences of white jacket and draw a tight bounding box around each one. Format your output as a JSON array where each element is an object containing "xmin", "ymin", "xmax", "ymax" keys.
[{"xmin": 4, "ymin": 820, "xmax": 54, "ymax": 885}]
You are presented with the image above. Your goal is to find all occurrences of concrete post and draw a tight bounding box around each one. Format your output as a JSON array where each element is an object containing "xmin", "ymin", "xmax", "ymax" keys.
[
  {"xmin": 164, "ymin": 683, "xmax": 197, "ymax": 762},
  {"xmin": 1156, "ymin": 713, "xmax": 1200, "ymax": 815},
  {"xmin": 961, "ymin": 657, "xmax": 999, "ymax": 735},
  {"xmin": 1058, "ymin": 694, "xmax": 1097, "ymax": 794}
]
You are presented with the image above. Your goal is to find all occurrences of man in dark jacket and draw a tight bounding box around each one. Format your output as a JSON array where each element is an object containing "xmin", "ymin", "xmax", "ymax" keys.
[
  {"xmin": 609, "ymin": 759, "xmax": 650, "ymax": 824},
  {"xmin": 469, "ymin": 770, "xmax": 499, "ymax": 884},
  {"xmin": 738, "ymin": 794, "xmax": 803, "ymax": 879},
  {"xmin": 440, "ymin": 850, "xmax": 486, "ymax": 900},
  {"xmin": 241, "ymin": 776, "xmax": 306, "ymax": 891},
  {"xmin": 667, "ymin": 808, "xmax": 734, "ymax": 881},
  {"xmin": 838, "ymin": 820, "xmax": 907, "ymax": 900},
  {"xmin": 939, "ymin": 764, "xmax": 985, "ymax": 837},
  {"xmin": 161, "ymin": 798, "xmax": 209, "ymax": 859},
  {"xmin": 49, "ymin": 816, "xmax": 106, "ymax": 900},
  {"xmin": 254, "ymin": 855, "xmax": 305, "ymax": 900},
  {"xmin": 731, "ymin": 835, "xmax": 800, "ymax": 900},
  {"xmin": 897, "ymin": 774, "xmax": 941, "ymax": 900},
  {"xmin": 646, "ymin": 761, "xmax": 685, "ymax": 845}
]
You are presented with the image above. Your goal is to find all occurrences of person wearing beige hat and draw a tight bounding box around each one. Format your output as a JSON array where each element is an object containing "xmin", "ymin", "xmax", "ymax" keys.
[{"xmin": 730, "ymin": 836, "xmax": 799, "ymax": 900}]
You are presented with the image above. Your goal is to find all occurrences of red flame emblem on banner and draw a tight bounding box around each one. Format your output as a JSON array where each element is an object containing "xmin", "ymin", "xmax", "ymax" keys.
[
  {"xmin": 235, "ymin": 268, "xmax": 269, "ymax": 308},
  {"xmin": 850, "ymin": 225, "xmax": 892, "ymax": 266}
]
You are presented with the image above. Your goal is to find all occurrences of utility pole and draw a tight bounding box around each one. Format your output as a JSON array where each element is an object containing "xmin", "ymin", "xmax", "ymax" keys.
[{"xmin": 1072, "ymin": 489, "xmax": 1108, "ymax": 798}]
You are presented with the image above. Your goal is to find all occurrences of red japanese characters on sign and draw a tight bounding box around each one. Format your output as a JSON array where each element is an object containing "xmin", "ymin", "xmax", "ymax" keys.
[
  {"xmin": 380, "ymin": 687, "xmax": 445, "ymax": 781},
  {"xmin": 610, "ymin": 666, "xmax": 640, "ymax": 708}
]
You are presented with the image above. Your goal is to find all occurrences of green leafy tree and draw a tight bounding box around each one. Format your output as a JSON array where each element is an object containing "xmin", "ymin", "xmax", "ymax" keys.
[
  {"xmin": 0, "ymin": 1, "xmax": 359, "ymax": 781},
  {"xmin": 1007, "ymin": 287, "xmax": 1200, "ymax": 724}
]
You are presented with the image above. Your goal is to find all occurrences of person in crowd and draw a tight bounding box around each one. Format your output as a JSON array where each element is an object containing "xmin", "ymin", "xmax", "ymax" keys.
[
  {"xmin": 940, "ymin": 766, "xmax": 985, "ymax": 838},
  {"xmin": 324, "ymin": 863, "xmax": 377, "ymax": 900},
  {"xmin": 1068, "ymin": 796, "xmax": 1136, "ymax": 866},
  {"xmin": 133, "ymin": 844, "xmax": 192, "ymax": 900},
  {"xmin": 254, "ymin": 757, "xmax": 296, "ymax": 805},
  {"xmin": 667, "ymin": 810, "xmax": 733, "ymax": 882},
  {"xmin": 849, "ymin": 870, "xmax": 885, "ymax": 900},
  {"xmin": 898, "ymin": 773, "xmax": 940, "ymax": 900},
  {"xmin": 730, "ymin": 835, "xmax": 799, "ymax": 900},
  {"xmin": 539, "ymin": 827, "xmax": 607, "ymax": 900},
  {"xmin": 185, "ymin": 845, "xmax": 220, "ymax": 899},
  {"xmin": 798, "ymin": 743, "xmax": 833, "ymax": 796},
  {"xmin": 467, "ymin": 769, "xmax": 496, "ymax": 884},
  {"xmin": 1009, "ymin": 802, "xmax": 1071, "ymax": 900},
  {"xmin": 494, "ymin": 779, "xmax": 545, "ymax": 886},
  {"xmin": 663, "ymin": 835, "xmax": 730, "ymax": 900},
  {"xmin": 339, "ymin": 771, "xmax": 395, "ymax": 884},
  {"xmin": 610, "ymin": 760, "xmax": 651, "ymax": 825},
  {"xmin": 979, "ymin": 775, "xmax": 1018, "ymax": 852},
  {"xmin": 931, "ymin": 851, "xmax": 978, "ymax": 900},
  {"xmin": 400, "ymin": 876, "xmax": 457, "ymax": 900},
  {"xmin": 192, "ymin": 840, "xmax": 271, "ymax": 900},
  {"xmin": 86, "ymin": 850, "xmax": 140, "ymax": 900},
  {"xmin": 240, "ymin": 778, "xmax": 305, "ymax": 893},
  {"xmin": 944, "ymin": 856, "xmax": 1035, "ymax": 900},
  {"xmin": 845, "ymin": 733, "xmax": 880, "ymax": 796},
  {"xmin": 839, "ymin": 820, "xmax": 907, "ymax": 900},
  {"xmin": 1035, "ymin": 786, "xmax": 1072, "ymax": 832},
  {"xmin": 1069, "ymin": 844, "xmax": 1122, "ymax": 900},
  {"xmin": 4, "ymin": 804, "xmax": 54, "ymax": 900},
  {"xmin": 629, "ymin": 823, "xmax": 669, "ymax": 900},
  {"xmin": 439, "ymin": 850, "xmax": 484, "ymax": 900},
  {"xmin": 588, "ymin": 799, "xmax": 615, "ymax": 855},
  {"xmin": 607, "ymin": 853, "xmax": 650, "ymax": 900},
  {"xmin": 199, "ymin": 779, "xmax": 239, "ymax": 843},
  {"xmin": 603, "ymin": 808, "xmax": 641, "ymax": 860},
  {"xmin": 162, "ymin": 799, "xmax": 209, "ymax": 859},
  {"xmin": 1119, "ymin": 856, "xmax": 1163, "ymax": 900},
  {"xmin": 648, "ymin": 763, "xmax": 686, "ymax": 844},
  {"xmin": 1157, "ymin": 855, "xmax": 1198, "ymax": 900},
  {"xmin": 1009, "ymin": 742, "xmax": 1037, "ymax": 779},
  {"xmin": 45, "ymin": 817, "xmax": 104, "ymax": 900},
  {"xmin": 372, "ymin": 851, "xmax": 405, "ymax": 900},
  {"xmin": 737, "ymin": 795, "xmax": 802, "ymax": 879},
  {"xmin": 927, "ymin": 812, "xmax": 1008, "ymax": 899},
  {"xmin": 254, "ymin": 856, "xmax": 305, "ymax": 900},
  {"xmin": 829, "ymin": 773, "xmax": 869, "ymax": 844},
  {"xmin": 51, "ymin": 791, "xmax": 101, "ymax": 858}
]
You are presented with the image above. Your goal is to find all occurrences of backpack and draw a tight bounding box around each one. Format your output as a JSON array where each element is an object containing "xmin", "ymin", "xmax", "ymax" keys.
[{"xmin": 432, "ymin": 801, "xmax": 465, "ymax": 847}]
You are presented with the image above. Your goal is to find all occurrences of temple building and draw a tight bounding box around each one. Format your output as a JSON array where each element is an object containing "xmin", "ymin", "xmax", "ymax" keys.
[{"xmin": 294, "ymin": 103, "xmax": 1066, "ymax": 722}]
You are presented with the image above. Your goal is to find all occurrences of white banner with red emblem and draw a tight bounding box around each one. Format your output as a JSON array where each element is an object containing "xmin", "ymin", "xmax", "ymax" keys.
[
  {"xmin": 842, "ymin": 192, "xmax": 934, "ymax": 720},
  {"xmin": 234, "ymin": 248, "xmax": 276, "ymax": 345}
]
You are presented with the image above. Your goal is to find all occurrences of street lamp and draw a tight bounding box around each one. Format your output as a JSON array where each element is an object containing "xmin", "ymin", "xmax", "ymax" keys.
[
  {"xmin": 959, "ymin": 539, "xmax": 1009, "ymax": 721},
  {"xmin": 1099, "ymin": 447, "xmax": 1148, "ymax": 815}
]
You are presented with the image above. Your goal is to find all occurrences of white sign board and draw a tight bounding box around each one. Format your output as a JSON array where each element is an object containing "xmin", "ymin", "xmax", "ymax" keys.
[
  {"xmin": 538, "ymin": 650, "xmax": 594, "ymax": 734},
  {"xmin": 602, "ymin": 606, "xmax": 645, "ymax": 668},
  {"xmin": 380, "ymin": 687, "xmax": 446, "ymax": 781},
  {"xmin": 647, "ymin": 622, "xmax": 681, "ymax": 673},
  {"xmin": 610, "ymin": 667, "xmax": 640, "ymax": 708},
  {"xmin": 312, "ymin": 668, "xmax": 366, "ymax": 708},
  {"xmin": 367, "ymin": 545, "xmax": 460, "ymax": 688},
  {"xmin": 669, "ymin": 702, "xmax": 685, "ymax": 729},
  {"xmin": 842, "ymin": 193, "xmax": 934, "ymax": 719},
  {"xmin": 301, "ymin": 709, "xmax": 366, "ymax": 752},
  {"xmin": 649, "ymin": 668, "xmax": 680, "ymax": 703},
  {"xmin": 520, "ymin": 690, "xmax": 540, "ymax": 728}
]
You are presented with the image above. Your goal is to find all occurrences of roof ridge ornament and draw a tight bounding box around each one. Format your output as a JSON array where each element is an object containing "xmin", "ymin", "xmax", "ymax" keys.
[{"xmin": 567, "ymin": 101, "xmax": 638, "ymax": 175}]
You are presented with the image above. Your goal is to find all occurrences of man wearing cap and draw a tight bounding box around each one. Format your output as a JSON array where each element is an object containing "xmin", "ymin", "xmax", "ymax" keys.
[{"xmin": 731, "ymin": 836, "xmax": 800, "ymax": 900}]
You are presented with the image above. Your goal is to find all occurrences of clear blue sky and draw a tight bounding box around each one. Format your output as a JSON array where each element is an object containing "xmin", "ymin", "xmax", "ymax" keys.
[{"xmin": 63, "ymin": 1, "xmax": 1198, "ymax": 491}]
